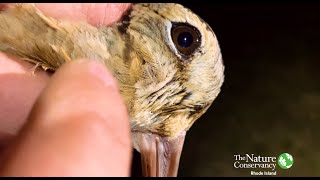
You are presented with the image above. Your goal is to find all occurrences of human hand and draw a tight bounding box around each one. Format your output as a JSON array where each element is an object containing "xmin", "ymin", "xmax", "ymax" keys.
[{"xmin": 0, "ymin": 3, "xmax": 132, "ymax": 176}]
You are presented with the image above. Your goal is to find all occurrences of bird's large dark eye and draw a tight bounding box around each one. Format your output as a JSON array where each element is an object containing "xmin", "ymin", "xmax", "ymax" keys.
[{"xmin": 171, "ymin": 23, "xmax": 201, "ymax": 57}]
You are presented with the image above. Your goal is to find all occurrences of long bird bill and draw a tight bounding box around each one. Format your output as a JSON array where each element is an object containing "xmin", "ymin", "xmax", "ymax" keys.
[{"xmin": 132, "ymin": 132, "xmax": 186, "ymax": 177}]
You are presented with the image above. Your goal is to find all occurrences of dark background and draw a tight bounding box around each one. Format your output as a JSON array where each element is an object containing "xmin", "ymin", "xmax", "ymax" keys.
[{"xmin": 132, "ymin": 3, "xmax": 320, "ymax": 177}]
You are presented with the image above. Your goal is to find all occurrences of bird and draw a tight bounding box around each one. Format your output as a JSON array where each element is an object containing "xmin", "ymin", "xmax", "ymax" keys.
[{"xmin": 0, "ymin": 3, "xmax": 224, "ymax": 177}]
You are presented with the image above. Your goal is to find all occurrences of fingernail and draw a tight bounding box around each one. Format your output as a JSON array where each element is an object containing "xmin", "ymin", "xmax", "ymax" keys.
[{"xmin": 75, "ymin": 58, "xmax": 118, "ymax": 89}]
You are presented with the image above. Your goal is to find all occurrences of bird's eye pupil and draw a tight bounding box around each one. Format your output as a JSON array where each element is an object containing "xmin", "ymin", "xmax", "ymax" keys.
[
  {"xmin": 177, "ymin": 32, "xmax": 194, "ymax": 48},
  {"xmin": 171, "ymin": 23, "xmax": 201, "ymax": 57}
]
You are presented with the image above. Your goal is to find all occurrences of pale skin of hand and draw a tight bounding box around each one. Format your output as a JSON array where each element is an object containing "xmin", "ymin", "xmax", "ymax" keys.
[{"xmin": 0, "ymin": 3, "xmax": 132, "ymax": 176}]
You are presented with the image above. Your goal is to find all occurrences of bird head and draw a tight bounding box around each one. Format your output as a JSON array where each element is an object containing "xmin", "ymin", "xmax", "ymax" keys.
[
  {"xmin": 112, "ymin": 3, "xmax": 224, "ymax": 177},
  {"xmin": 0, "ymin": 2, "xmax": 222, "ymax": 177},
  {"xmin": 0, "ymin": 2, "xmax": 223, "ymax": 177}
]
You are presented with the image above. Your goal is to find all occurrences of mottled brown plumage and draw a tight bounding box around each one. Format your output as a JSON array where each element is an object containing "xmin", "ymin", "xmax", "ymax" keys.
[{"xmin": 0, "ymin": 3, "xmax": 224, "ymax": 177}]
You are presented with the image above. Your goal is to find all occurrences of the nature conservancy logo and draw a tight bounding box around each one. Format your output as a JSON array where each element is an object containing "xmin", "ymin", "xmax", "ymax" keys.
[
  {"xmin": 278, "ymin": 153, "xmax": 294, "ymax": 169},
  {"xmin": 233, "ymin": 153, "xmax": 294, "ymax": 176}
]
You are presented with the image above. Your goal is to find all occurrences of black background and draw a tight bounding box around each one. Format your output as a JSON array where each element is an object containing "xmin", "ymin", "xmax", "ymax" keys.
[{"xmin": 132, "ymin": 3, "xmax": 320, "ymax": 177}]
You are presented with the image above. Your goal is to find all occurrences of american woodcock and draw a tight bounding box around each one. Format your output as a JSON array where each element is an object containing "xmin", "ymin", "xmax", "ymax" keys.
[{"xmin": 0, "ymin": 3, "xmax": 224, "ymax": 177}]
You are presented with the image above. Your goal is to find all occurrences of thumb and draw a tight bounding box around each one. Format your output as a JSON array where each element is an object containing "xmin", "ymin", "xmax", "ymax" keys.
[{"xmin": 0, "ymin": 59, "xmax": 132, "ymax": 176}]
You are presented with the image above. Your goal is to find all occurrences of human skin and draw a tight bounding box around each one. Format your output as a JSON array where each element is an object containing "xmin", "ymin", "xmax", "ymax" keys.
[{"xmin": 0, "ymin": 3, "xmax": 132, "ymax": 176}]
